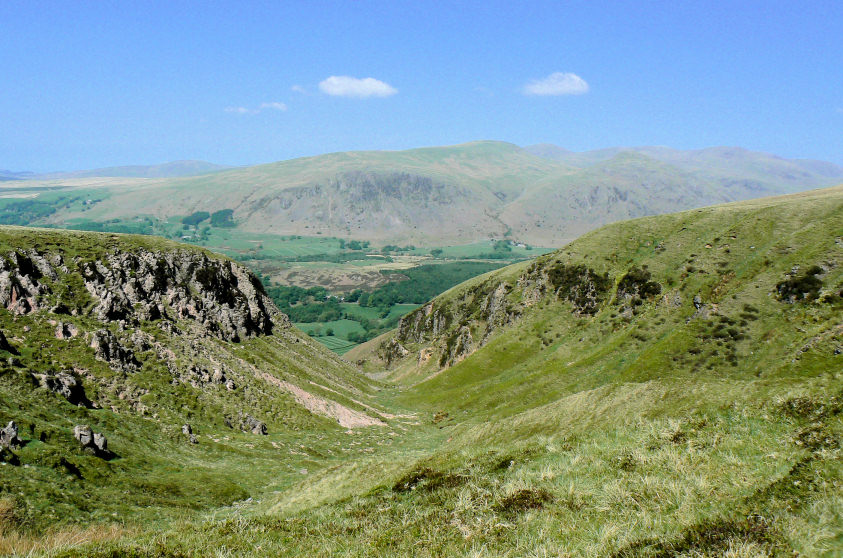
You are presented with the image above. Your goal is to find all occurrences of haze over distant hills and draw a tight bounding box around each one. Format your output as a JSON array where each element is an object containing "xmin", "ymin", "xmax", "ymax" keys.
[
  {"xmin": 8, "ymin": 141, "xmax": 843, "ymax": 247},
  {"xmin": 1, "ymin": 160, "xmax": 230, "ymax": 180}
]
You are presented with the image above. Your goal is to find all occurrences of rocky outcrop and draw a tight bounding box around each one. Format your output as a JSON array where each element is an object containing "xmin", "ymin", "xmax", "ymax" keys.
[
  {"xmin": 522, "ymin": 261, "xmax": 612, "ymax": 315},
  {"xmin": 0, "ymin": 246, "xmax": 284, "ymax": 345},
  {"xmin": 0, "ymin": 251, "xmax": 53, "ymax": 315},
  {"xmin": 183, "ymin": 364, "xmax": 236, "ymax": 390},
  {"xmin": 55, "ymin": 321, "xmax": 79, "ymax": 339},
  {"xmin": 90, "ymin": 329, "xmax": 140, "ymax": 372},
  {"xmin": 379, "ymin": 338, "xmax": 409, "ymax": 366},
  {"xmin": 40, "ymin": 371, "xmax": 92, "ymax": 407},
  {"xmin": 397, "ymin": 302, "xmax": 452, "ymax": 345},
  {"xmin": 238, "ymin": 413, "xmax": 267, "ymax": 435},
  {"xmin": 384, "ymin": 258, "xmax": 613, "ymax": 370},
  {"xmin": 79, "ymin": 249, "xmax": 281, "ymax": 342},
  {"xmin": 439, "ymin": 326, "xmax": 474, "ymax": 368}
]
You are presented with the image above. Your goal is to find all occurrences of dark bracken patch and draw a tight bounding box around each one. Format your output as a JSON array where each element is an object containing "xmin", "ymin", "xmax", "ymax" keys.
[
  {"xmin": 612, "ymin": 515, "xmax": 785, "ymax": 557},
  {"xmin": 392, "ymin": 468, "xmax": 466, "ymax": 493},
  {"xmin": 545, "ymin": 263, "xmax": 612, "ymax": 315},
  {"xmin": 776, "ymin": 265, "xmax": 824, "ymax": 302},
  {"xmin": 494, "ymin": 488, "xmax": 553, "ymax": 513},
  {"xmin": 616, "ymin": 266, "xmax": 662, "ymax": 303}
]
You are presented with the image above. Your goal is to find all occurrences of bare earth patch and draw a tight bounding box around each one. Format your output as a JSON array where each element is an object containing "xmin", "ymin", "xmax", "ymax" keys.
[{"xmin": 259, "ymin": 372, "xmax": 386, "ymax": 428}]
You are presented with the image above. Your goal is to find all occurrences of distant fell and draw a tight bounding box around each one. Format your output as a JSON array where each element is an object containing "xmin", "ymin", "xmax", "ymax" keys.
[
  {"xmin": 9, "ymin": 141, "xmax": 843, "ymax": 247},
  {"xmin": 30, "ymin": 160, "xmax": 231, "ymax": 179}
]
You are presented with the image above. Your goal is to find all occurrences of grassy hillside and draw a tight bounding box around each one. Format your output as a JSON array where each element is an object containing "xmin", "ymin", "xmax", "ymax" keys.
[
  {"xmin": 10, "ymin": 186, "xmax": 839, "ymax": 556},
  {"xmin": 0, "ymin": 227, "xmax": 403, "ymax": 550}
]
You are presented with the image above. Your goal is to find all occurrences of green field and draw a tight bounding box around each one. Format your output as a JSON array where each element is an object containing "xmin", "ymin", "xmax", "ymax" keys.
[{"xmin": 340, "ymin": 302, "xmax": 420, "ymax": 322}]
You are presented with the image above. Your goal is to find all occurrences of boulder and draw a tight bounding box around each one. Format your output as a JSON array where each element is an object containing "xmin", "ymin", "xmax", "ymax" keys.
[
  {"xmin": 73, "ymin": 424, "xmax": 94, "ymax": 447},
  {"xmin": 239, "ymin": 413, "xmax": 267, "ymax": 435},
  {"xmin": 92, "ymin": 432, "xmax": 107, "ymax": 452},
  {"xmin": 73, "ymin": 424, "xmax": 110, "ymax": 456},
  {"xmin": 182, "ymin": 423, "xmax": 198, "ymax": 444},
  {"xmin": 0, "ymin": 421, "xmax": 20, "ymax": 448}
]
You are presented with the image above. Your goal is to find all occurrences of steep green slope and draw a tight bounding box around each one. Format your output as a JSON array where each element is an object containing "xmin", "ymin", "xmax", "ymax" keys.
[
  {"xmin": 33, "ymin": 186, "xmax": 842, "ymax": 557},
  {"xmin": 0, "ymin": 227, "xmax": 399, "ymax": 539}
]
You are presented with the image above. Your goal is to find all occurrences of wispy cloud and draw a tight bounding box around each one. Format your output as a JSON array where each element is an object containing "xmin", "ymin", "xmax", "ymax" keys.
[
  {"xmin": 225, "ymin": 102, "xmax": 287, "ymax": 115},
  {"xmin": 318, "ymin": 76, "xmax": 397, "ymax": 98},
  {"xmin": 260, "ymin": 102, "xmax": 287, "ymax": 111},
  {"xmin": 522, "ymin": 72, "xmax": 589, "ymax": 96},
  {"xmin": 225, "ymin": 106, "xmax": 253, "ymax": 114},
  {"xmin": 291, "ymin": 85, "xmax": 307, "ymax": 94}
]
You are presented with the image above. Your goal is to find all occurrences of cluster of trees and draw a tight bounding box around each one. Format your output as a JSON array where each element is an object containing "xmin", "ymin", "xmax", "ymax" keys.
[
  {"xmin": 66, "ymin": 218, "xmax": 155, "ymax": 236},
  {"xmin": 210, "ymin": 209, "xmax": 235, "ymax": 227},
  {"xmin": 182, "ymin": 209, "xmax": 236, "ymax": 228},
  {"xmin": 262, "ymin": 261, "xmax": 507, "ymax": 345},
  {"xmin": 366, "ymin": 261, "xmax": 504, "ymax": 306},
  {"xmin": 381, "ymin": 244, "xmax": 416, "ymax": 253},
  {"xmin": 338, "ymin": 239, "xmax": 370, "ymax": 250},
  {"xmin": 0, "ymin": 197, "xmax": 67, "ymax": 225}
]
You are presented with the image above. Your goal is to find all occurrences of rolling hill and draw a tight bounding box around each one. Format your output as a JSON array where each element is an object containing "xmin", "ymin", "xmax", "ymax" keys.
[
  {"xmin": 5, "ymin": 141, "xmax": 842, "ymax": 248},
  {"xmin": 23, "ymin": 160, "xmax": 231, "ymax": 180}
]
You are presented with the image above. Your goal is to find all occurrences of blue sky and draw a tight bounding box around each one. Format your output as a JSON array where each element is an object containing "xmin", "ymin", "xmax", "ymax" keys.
[{"xmin": 2, "ymin": 1, "xmax": 842, "ymax": 171}]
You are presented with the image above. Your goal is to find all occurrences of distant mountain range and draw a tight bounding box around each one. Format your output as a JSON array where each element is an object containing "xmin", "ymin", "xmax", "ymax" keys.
[
  {"xmin": 1, "ymin": 160, "xmax": 230, "ymax": 180},
  {"xmin": 11, "ymin": 142, "xmax": 843, "ymax": 246}
]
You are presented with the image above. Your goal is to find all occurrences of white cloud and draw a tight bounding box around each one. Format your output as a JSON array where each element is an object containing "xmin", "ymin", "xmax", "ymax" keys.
[
  {"xmin": 225, "ymin": 102, "xmax": 287, "ymax": 115},
  {"xmin": 291, "ymin": 85, "xmax": 307, "ymax": 94},
  {"xmin": 260, "ymin": 102, "xmax": 287, "ymax": 111},
  {"xmin": 522, "ymin": 72, "xmax": 589, "ymax": 96},
  {"xmin": 225, "ymin": 106, "xmax": 253, "ymax": 114},
  {"xmin": 318, "ymin": 75, "xmax": 397, "ymax": 98}
]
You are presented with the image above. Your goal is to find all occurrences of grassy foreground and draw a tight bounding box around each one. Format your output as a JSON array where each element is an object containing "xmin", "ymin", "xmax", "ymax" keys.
[{"xmin": 2, "ymin": 187, "xmax": 842, "ymax": 556}]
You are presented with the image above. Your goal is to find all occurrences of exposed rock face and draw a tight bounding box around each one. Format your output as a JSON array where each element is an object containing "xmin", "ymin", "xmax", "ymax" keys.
[
  {"xmin": 397, "ymin": 302, "xmax": 452, "ymax": 345},
  {"xmin": 41, "ymin": 371, "xmax": 91, "ymax": 407},
  {"xmin": 80, "ymin": 249, "xmax": 280, "ymax": 342},
  {"xmin": 0, "ymin": 421, "xmax": 20, "ymax": 448},
  {"xmin": 0, "ymin": 251, "xmax": 53, "ymax": 315},
  {"xmin": 379, "ymin": 338, "xmax": 409, "ymax": 366},
  {"xmin": 385, "ymin": 258, "xmax": 614, "ymax": 370},
  {"xmin": 55, "ymin": 321, "xmax": 79, "ymax": 339},
  {"xmin": 90, "ymin": 329, "xmax": 140, "ymax": 372},
  {"xmin": 0, "ymin": 247, "xmax": 284, "ymax": 346},
  {"xmin": 439, "ymin": 326, "xmax": 474, "ymax": 368}
]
